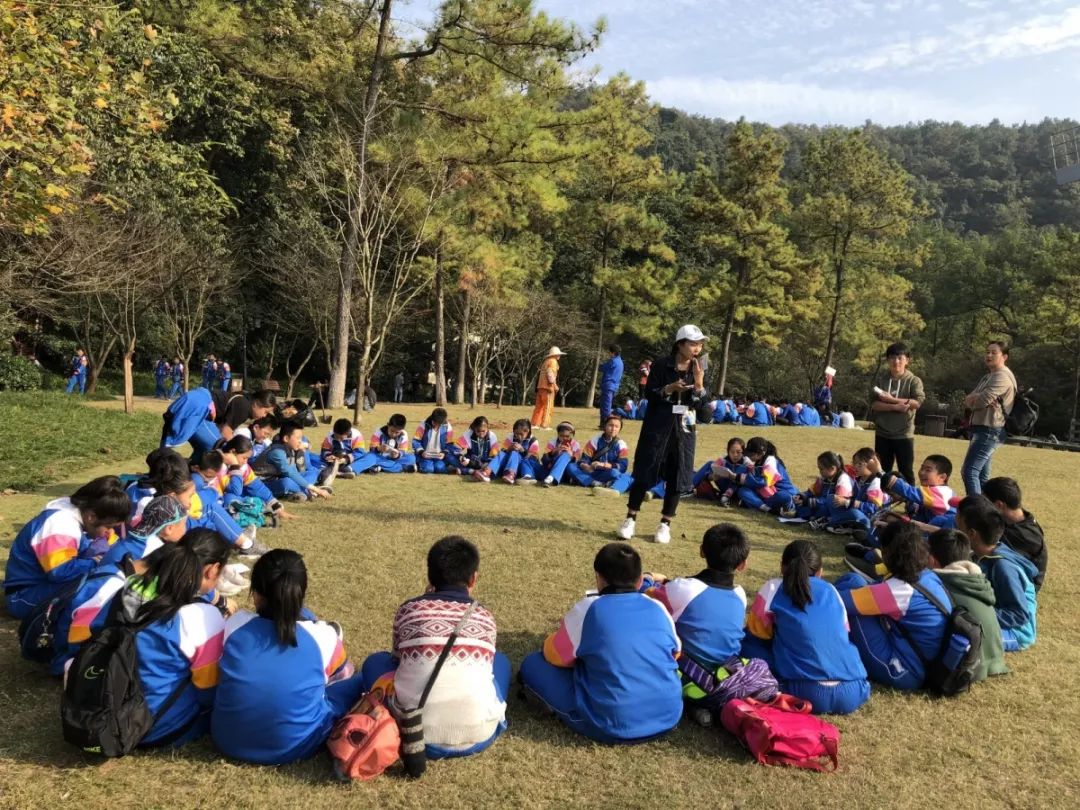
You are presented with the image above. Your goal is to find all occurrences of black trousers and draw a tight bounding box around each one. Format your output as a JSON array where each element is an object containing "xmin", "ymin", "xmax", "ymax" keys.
[
  {"xmin": 628, "ymin": 440, "xmax": 684, "ymax": 518},
  {"xmin": 875, "ymin": 435, "xmax": 915, "ymax": 484}
]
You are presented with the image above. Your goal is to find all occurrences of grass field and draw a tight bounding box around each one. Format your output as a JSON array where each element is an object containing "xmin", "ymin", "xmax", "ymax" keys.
[{"xmin": 1, "ymin": 397, "xmax": 1078, "ymax": 809}]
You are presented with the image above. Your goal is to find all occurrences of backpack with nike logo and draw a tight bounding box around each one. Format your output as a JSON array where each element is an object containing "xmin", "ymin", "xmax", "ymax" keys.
[{"xmin": 60, "ymin": 598, "xmax": 188, "ymax": 757}]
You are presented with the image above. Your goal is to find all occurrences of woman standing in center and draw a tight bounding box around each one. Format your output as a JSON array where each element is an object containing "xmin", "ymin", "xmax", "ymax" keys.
[{"xmin": 618, "ymin": 325, "xmax": 707, "ymax": 544}]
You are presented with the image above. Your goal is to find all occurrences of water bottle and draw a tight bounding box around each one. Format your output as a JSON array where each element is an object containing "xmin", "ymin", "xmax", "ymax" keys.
[{"xmin": 941, "ymin": 632, "xmax": 970, "ymax": 670}]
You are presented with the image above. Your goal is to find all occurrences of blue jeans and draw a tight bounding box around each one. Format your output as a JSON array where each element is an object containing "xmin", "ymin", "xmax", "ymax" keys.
[
  {"xmin": 65, "ymin": 374, "xmax": 86, "ymax": 394},
  {"xmin": 599, "ymin": 388, "xmax": 616, "ymax": 422},
  {"xmin": 962, "ymin": 426, "xmax": 1006, "ymax": 495}
]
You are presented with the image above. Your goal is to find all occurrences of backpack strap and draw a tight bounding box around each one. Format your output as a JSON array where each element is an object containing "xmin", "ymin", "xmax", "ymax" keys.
[
  {"xmin": 415, "ymin": 601, "xmax": 478, "ymax": 711},
  {"xmin": 890, "ymin": 579, "xmax": 949, "ymax": 666},
  {"xmin": 909, "ymin": 580, "xmax": 952, "ymax": 618}
]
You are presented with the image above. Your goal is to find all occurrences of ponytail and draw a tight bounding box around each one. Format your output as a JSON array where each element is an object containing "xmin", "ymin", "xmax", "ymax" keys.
[
  {"xmin": 133, "ymin": 544, "xmax": 201, "ymax": 624},
  {"xmin": 781, "ymin": 540, "xmax": 821, "ymax": 610},
  {"xmin": 251, "ymin": 549, "xmax": 307, "ymax": 647},
  {"xmin": 816, "ymin": 451, "xmax": 844, "ymax": 481},
  {"xmin": 746, "ymin": 437, "xmax": 784, "ymax": 468},
  {"xmin": 180, "ymin": 528, "xmax": 231, "ymax": 570}
]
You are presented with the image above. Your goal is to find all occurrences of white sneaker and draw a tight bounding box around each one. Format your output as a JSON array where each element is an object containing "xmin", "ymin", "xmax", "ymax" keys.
[
  {"xmin": 653, "ymin": 522, "xmax": 671, "ymax": 544},
  {"xmin": 617, "ymin": 517, "xmax": 636, "ymax": 540}
]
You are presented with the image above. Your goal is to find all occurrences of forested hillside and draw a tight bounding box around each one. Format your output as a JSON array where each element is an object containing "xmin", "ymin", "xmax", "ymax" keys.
[{"xmin": 4, "ymin": 1, "xmax": 1079, "ymax": 433}]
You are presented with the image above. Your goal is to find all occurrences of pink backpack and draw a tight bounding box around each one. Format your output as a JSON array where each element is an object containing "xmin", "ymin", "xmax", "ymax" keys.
[{"xmin": 720, "ymin": 694, "xmax": 840, "ymax": 772}]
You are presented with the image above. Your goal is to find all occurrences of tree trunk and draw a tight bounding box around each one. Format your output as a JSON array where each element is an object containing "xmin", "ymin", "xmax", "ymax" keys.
[
  {"xmin": 1072, "ymin": 340, "xmax": 1080, "ymax": 425},
  {"xmin": 586, "ymin": 288, "xmax": 606, "ymax": 409},
  {"xmin": 85, "ymin": 336, "xmax": 117, "ymax": 395},
  {"xmin": 454, "ymin": 290, "xmax": 471, "ymax": 404},
  {"xmin": 122, "ymin": 336, "xmax": 136, "ymax": 415},
  {"xmin": 352, "ymin": 337, "xmax": 374, "ymax": 425},
  {"xmin": 285, "ymin": 341, "xmax": 318, "ymax": 400},
  {"xmin": 328, "ymin": 0, "xmax": 394, "ymax": 408},
  {"xmin": 717, "ymin": 299, "xmax": 736, "ymax": 395},
  {"xmin": 434, "ymin": 251, "xmax": 447, "ymax": 405},
  {"xmin": 822, "ymin": 256, "xmax": 846, "ymax": 374}
]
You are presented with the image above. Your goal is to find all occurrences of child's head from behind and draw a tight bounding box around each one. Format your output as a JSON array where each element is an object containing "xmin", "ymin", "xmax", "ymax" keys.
[
  {"xmin": 512, "ymin": 418, "xmax": 532, "ymax": 441},
  {"xmin": 956, "ymin": 495, "xmax": 1005, "ymax": 553},
  {"xmin": 726, "ymin": 437, "xmax": 745, "ymax": 464},
  {"xmin": 251, "ymin": 549, "xmax": 308, "ymax": 647},
  {"xmin": 135, "ymin": 495, "xmax": 188, "ymax": 543},
  {"xmin": 594, "ymin": 542, "xmax": 642, "ymax": 590},
  {"xmin": 180, "ymin": 528, "xmax": 232, "ymax": 595},
  {"xmin": 982, "ymin": 477, "xmax": 1021, "ymax": 511},
  {"xmin": 602, "ymin": 415, "xmax": 622, "ymax": 437},
  {"xmin": 919, "ymin": 454, "xmax": 952, "ymax": 485},
  {"xmin": 928, "ymin": 529, "xmax": 972, "ymax": 568},
  {"xmin": 332, "ymin": 418, "xmax": 353, "ymax": 438},
  {"xmin": 816, "ymin": 451, "xmax": 844, "ymax": 479},
  {"xmin": 469, "ymin": 416, "xmax": 489, "ymax": 438},
  {"xmin": 879, "ymin": 522, "xmax": 930, "ymax": 583},
  {"xmin": 781, "ymin": 539, "xmax": 822, "ymax": 610},
  {"xmin": 427, "ymin": 535, "xmax": 480, "ymax": 590},
  {"xmin": 429, "ymin": 407, "xmax": 448, "ymax": 426},
  {"xmin": 700, "ymin": 523, "xmax": 750, "ymax": 573}
]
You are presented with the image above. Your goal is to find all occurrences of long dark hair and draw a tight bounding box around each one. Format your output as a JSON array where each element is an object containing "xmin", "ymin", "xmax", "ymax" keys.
[
  {"xmin": 816, "ymin": 451, "xmax": 844, "ymax": 482},
  {"xmin": 132, "ymin": 543, "xmax": 201, "ymax": 624},
  {"xmin": 745, "ymin": 437, "xmax": 784, "ymax": 468},
  {"xmin": 180, "ymin": 528, "xmax": 231, "ymax": 571},
  {"xmin": 251, "ymin": 549, "xmax": 307, "ymax": 647},
  {"xmin": 781, "ymin": 540, "xmax": 821, "ymax": 610},
  {"xmin": 70, "ymin": 476, "xmax": 132, "ymax": 526}
]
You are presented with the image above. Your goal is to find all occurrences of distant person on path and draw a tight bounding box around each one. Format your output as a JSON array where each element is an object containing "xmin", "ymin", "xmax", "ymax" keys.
[
  {"xmin": 618, "ymin": 325, "xmax": 707, "ymax": 545},
  {"xmin": 202, "ymin": 355, "xmax": 218, "ymax": 389},
  {"xmin": 218, "ymin": 359, "xmax": 232, "ymax": 392},
  {"xmin": 393, "ymin": 371, "xmax": 405, "ymax": 403},
  {"xmin": 637, "ymin": 358, "xmax": 652, "ymax": 400},
  {"xmin": 169, "ymin": 357, "xmax": 185, "ymax": 399},
  {"xmin": 65, "ymin": 348, "xmax": 88, "ymax": 395},
  {"xmin": 154, "ymin": 357, "xmax": 171, "ymax": 399},
  {"xmin": 869, "ymin": 342, "xmax": 925, "ymax": 483},
  {"xmin": 598, "ymin": 344, "xmax": 624, "ymax": 426},
  {"xmin": 961, "ymin": 341, "xmax": 1017, "ymax": 495},
  {"xmin": 531, "ymin": 347, "xmax": 565, "ymax": 429}
]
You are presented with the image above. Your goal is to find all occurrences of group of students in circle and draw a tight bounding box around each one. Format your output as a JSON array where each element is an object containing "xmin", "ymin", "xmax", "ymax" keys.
[{"xmin": 2, "ymin": 395, "xmax": 1047, "ymax": 764}]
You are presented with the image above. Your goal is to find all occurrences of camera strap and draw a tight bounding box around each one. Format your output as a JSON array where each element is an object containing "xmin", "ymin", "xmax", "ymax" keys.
[{"xmin": 416, "ymin": 601, "xmax": 478, "ymax": 710}]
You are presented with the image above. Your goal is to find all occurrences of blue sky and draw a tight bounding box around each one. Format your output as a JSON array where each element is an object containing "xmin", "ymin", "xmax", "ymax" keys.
[{"xmin": 406, "ymin": 0, "xmax": 1080, "ymax": 126}]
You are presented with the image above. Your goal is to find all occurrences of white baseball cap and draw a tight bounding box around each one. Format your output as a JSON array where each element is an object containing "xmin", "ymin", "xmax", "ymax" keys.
[{"xmin": 675, "ymin": 324, "xmax": 707, "ymax": 342}]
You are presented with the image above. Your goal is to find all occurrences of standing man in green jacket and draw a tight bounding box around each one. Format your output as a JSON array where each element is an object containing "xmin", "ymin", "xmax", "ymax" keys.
[
  {"xmin": 869, "ymin": 342, "xmax": 925, "ymax": 483},
  {"xmin": 961, "ymin": 341, "xmax": 1017, "ymax": 495}
]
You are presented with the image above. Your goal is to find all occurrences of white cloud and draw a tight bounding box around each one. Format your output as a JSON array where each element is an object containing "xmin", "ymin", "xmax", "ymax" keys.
[
  {"xmin": 644, "ymin": 75, "xmax": 1033, "ymax": 126},
  {"xmin": 814, "ymin": 5, "xmax": 1080, "ymax": 74}
]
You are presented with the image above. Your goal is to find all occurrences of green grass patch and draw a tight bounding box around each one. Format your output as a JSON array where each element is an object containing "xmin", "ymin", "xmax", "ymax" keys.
[
  {"xmin": 1, "ymin": 402, "xmax": 1078, "ymax": 808},
  {"xmin": 0, "ymin": 392, "xmax": 161, "ymax": 490}
]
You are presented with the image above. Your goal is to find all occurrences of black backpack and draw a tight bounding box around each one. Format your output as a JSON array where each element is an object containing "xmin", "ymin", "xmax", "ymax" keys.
[
  {"xmin": 895, "ymin": 581, "xmax": 983, "ymax": 697},
  {"xmin": 19, "ymin": 569, "xmax": 116, "ymax": 665},
  {"xmin": 1004, "ymin": 388, "xmax": 1038, "ymax": 437},
  {"xmin": 60, "ymin": 601, "xmax": 189, "ymax": 757}
]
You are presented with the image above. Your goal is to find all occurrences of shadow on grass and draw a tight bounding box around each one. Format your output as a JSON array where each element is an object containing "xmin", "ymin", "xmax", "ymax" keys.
[{"xmin": 317, "ymin": 504, "xmax": 589, "ymax": 536}]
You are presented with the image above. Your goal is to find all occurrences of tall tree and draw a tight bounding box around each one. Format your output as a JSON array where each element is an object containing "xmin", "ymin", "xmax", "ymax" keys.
[{"xmin": 689, "ymin": 121, "xmax": 813, "ymax": 394}]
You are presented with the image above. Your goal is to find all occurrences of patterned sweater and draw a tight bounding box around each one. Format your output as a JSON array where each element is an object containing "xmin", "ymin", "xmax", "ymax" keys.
[{"xmin": 391, "ymin": 588, "xmax": 504, "ymax": 748}]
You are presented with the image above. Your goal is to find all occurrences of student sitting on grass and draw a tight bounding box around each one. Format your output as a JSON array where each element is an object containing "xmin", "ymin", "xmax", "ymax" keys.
[
  {"xmin": 792, "ymin": 451, "xmax": 854, "ymax": 529},
  {"xmin": 539, "ymin": 421, "xmax": 582, "ymax": 487},
  {"xmin": 827, "ymin": 447, "xmax": 889, "ymax": 536},
  {"xmin": 691, "ymin": 437, "xmax": 746, "ymax": 505},
  {"xmin": 982, "ymin": 477, "xmax": 1047, "ymax": 592},
  {"xmin": 452, "ymin": 416, "xmax": 500, "ymax": 482},
  {"xmin": 412, "ymin": 408, "xmax": 457, "ymax": 475},
  {"xmin": 191, "ymin": 451, "xmax": 268, "ymax": 557},
  {"xmin": 645, "ymin": 523, "xmax": 750, "ymax": 726},
  {"xmin": 4, "ymin": 476, "xmax": 130, "ymax": 620},
  {"xmin": 928, "ymin": 529, "xmax": 1008, "ymax": 681},
  {"xmin": 714, "ymin": 437, "xmax": 798, "ymax": 515},
  {"xmin": 518, "ymin": 543, "xmax": 682, "ymax": 744},
  {"xmin": 567, "ymin": 415, "xmax": 633, "ymax": 495},
  {"xmin": 320, "ymin": 418, "xmax": 380, "ymax": 478},
  {"xmin": 957, "ymin": 495, "xmax": 1038, "ymax": 652},
  {"xmin": 212, "ymin": 549, "xmax": 364, "ymax": 765},
  {"xmin": 834, "ymin": 522, "xmax": 951, "ymax": 692},
  {"xmin": 493, "ymin": 418, "xmax": 542, "ymax": 484},
  {"xmin": 369, "ymin": 413, "xmax": 418, "ymax": 473},
  {"xmin": 218, "ymin": 435, "xmax": 295, "ymax": 523},
  {"xmin": 744, "ymin": 540, "xmax": 870, "ymax": 715},
  {"xmin": 235, "ymin": 415, "xmax": 277, "ymax": 460},
  {"xmin": 256, "ymin": 420, "xmax": 334, "ymax": 501},
  {"xmin": 108, "ymin": 541, "xmax": 228, "ymax": 747},
  {"xmin": 869, "ymin": 453, "xmax": 956, "ymax": 535},
  {"xmin": 360, "ymin": 536, "xmax": 509, "ymax": 760}
]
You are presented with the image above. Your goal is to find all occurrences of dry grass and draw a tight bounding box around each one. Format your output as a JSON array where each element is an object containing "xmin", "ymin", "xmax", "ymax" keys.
[{"xmin": 1, "ymin": 399, "xmax": 1078, "ymax": 809}]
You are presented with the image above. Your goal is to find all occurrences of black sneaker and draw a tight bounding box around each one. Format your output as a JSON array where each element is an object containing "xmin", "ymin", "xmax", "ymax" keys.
[{"xmin": 845, "ymin": 542, "xmax": 874, "ymax": 558}]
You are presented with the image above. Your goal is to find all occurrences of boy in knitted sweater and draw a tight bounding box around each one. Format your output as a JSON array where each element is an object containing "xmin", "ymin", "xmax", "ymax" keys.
[{"xmin": 360, "ymin": 537, "xmax": 509, "ymax": 759}]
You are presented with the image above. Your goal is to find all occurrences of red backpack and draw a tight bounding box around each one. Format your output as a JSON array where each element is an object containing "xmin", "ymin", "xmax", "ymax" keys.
[{"xmin": 720, "ymin": 694, "xmax": 840, "ymax": 772}]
